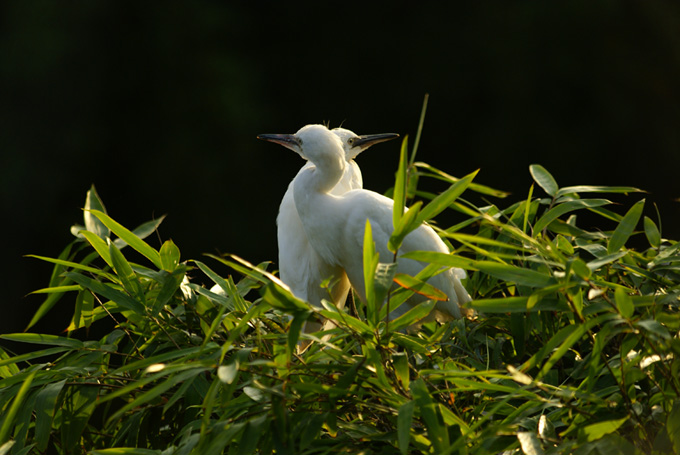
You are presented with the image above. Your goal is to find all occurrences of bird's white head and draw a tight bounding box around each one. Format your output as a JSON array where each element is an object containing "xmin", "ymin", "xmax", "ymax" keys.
[
  {"xmin": 258, "ymin": 124, "xmax": 400, "ymax": 164},
  {"xmin": 258, "ymin": 124, "xmax": 345, "ymax": 165}
]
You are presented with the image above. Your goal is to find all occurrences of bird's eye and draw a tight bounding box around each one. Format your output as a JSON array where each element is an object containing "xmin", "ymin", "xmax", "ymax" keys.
[{"xmin": 347, "ymin": 138, "xmax": 355, "ymax": 145}]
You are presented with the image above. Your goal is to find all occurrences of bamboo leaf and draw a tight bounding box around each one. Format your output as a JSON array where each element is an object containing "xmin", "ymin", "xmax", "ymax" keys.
[
  {"xmin": 393, "ymin": 273, "xmax": 447, "ymax": 301},
  {"xmin": 556, "ymin": 185, "xmax": 644, "ymax": 198},
  {"xmin": 34, "ymin": 380, "xmax": 67, "ymax": 451},
  {"xmin": 0, "ymin": 370, "xmax": 36, "ymax": 445},
  {"xmin": 608, "ymin": 199, "xmax": 645, "ymax": 254},
  {"xmin": 614, "ymin": 287, "xmax": 634, "ymax": 319},
  {"xmin": 390, "ymin": 300, "xmax": 436, "ymax": 332},
  {"xmin": 83, "ymin": 185, "xmax": 109, "ymax": 239},
  {"xmin": 66, "ymin": 272, "xmax": 146, "ymax": 314},
  {"xmin": 579, "ymin": 417, "xmax": 628, "ymax": 442},
  {"xmin": 398, "ymin": 400, "xmax": 415, "ymax": 455},
  {"xmin": 416, "ymin": 169, "xmax": 478, "ymax": 225},
  {"xmin": 160, "ymin": 239, "xmax": 181, "ymax": 272},
  {"xmin": 388, "ymin": 201, "xmax": 423, "ymax": 253},
  {"xmin": 363, "ymin": 220, "xmax": 379, "ymax": 323},
  {"xmin": 0, "ymin": 333, "xmax": 84, "ymax": 349},
  {"xmin": 393, "ymin": 136, "xmax": 409, "ymax": 230},
  {"xmin": 643, "ymin": 216, "xmax": 661, "ymax": 249},
  {"xmin": 475, "ymin": 261, "xmax": 554, "ymax": 288},
  {"xmin": 534, "ymin": 199, "xmax": 612, "ymax": 234},
  {"xmin": 109, "ymin": 241, "xmax": 145, "ymax": 302},
  {"xmin": 89, "ymin": 210, "xmax": 162, "ymax": 268},
  {"xmin": 529, "ymin": 164, "xmax": 558, "ymax": 197}
]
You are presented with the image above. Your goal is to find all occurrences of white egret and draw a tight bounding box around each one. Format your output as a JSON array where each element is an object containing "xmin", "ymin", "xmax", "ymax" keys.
[
  {"xmin": 259, "ymin": 124, "xmax": 470, "ymax": 323},
  {"xmin": 273, "ymin": 127, "xmax": 399, "ymax": 331}
]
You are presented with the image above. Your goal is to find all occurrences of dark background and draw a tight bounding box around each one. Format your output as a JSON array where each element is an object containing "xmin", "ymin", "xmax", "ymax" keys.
[{"xmin": 2, "ymin": 2, "xmax": 679, "ymax": 336}]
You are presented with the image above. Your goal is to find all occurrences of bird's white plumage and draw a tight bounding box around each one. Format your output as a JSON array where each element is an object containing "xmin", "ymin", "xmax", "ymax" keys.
[
  {"xmin": 276, "ymin": 128, "xmax": 365, "ymax": 315},
  {"xmin": 280, "ymin": 124, "xmax": 470, "ymax": 322}
]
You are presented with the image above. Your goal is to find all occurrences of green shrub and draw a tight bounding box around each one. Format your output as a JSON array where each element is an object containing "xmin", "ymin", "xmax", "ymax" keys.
[{"xmin": 1, "ymin": 138, "xmax": 678, "ymax": 454}]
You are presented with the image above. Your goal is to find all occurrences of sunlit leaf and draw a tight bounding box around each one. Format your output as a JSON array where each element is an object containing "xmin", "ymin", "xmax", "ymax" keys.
[
  {"xmin": 89, "ymin": 209, "xmax": 162, "ymax": 268},
  {"xmin": 608, "ymin": 199, "xmax": 644, "ymax": 254},
  {"xmin": 529, "ymin": 164, "xmax": 558, "ymax": 197},
  {"xmin": 643, "ymin": 215, "xmax": 661, "ymax": 249}
]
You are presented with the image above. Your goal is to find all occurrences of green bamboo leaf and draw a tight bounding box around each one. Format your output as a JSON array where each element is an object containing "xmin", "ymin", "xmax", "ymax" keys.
[
  {"xmin": 393, "ymin": 136, "xmax": 409, "ymax": 230},
  {"xmin": 414, "ymin": 162, "xmax": 510, "ymax": 197},
  {"xmin": 90, "ymin": 450, "xmax": 162, "ymax": 455},
  {"xmin": 399, "ymin": 251, "xmax": 474, "ymax": 270},
  {"xmin": 579, "ymin": 417, "xmax": 628, "ymax": 442},
  {"xmin": 529, "ymin": 164, "xmax": 558, "ymax": 197},
  {"xmin": 34, "ymin": 380, "xmax": 67, "ymax": 451},
  {"xmin": 113, "ymin": 216, "xmax": 166, "ymax": 249},
  {"xmin": 160, "ymin": 239, "xmax": 181, "ymax": 272},
  {"xmin": 587, "ymin": 251, "xmax": 628, "ymax": 270},
  {"xmin": 0, "ymin": 370, "xmax": 36, "ymax": 444},
  {"xmin": 643, "ymin": 216, "xmax": 661, "ymax": 249},
  {"xmin": 83, "ymin": 185, "xmax": 110, "ymax": 239},
  {"xmin": 66, "ymin": 272, "xmax": 145, "ymax": 314},
  {"xmin": 410, "ymin": 379, "xmax": 449, "ymax": 452},
  {"xmin": 30, "ymin": 285, "xmax": 82, "ymax": 294},
  {"xmin": 109, "ymin": 241, "xmax": 145, "ymax": 302},
  {"xmin": 89, "ymin": 210, "xmax": 162, "ymax": 268},
  {"xmin": 475, "ymin": 261, "xmax": 554, "ymax": 288},
  {"xmin": 0, "ymin": 333, "xmax": 84, "ymax": 349},
  {"xmin": 374, "ymin": 262, "xmax": 398, "ymax": 312},
  {"xmin": 150, "ymin": 266, "xmax": 186, "ymax": 316},
  {"xmin": 608, "ymin": 199, "xmax": 645, "ymax": 254},
  {"xmin": 319, "ymin": 303, "xmax": 372, "ymax": 334},
  {"xmin": 26, "ymin": 255, "xmax": 107, "ymax": 277},
  {"xmin": 363, "ymin": 220, "xmax": 379, "ymax": 323},
  {"xmin": 536, "ymin": 313, "xmax": 616, "ymax": 380},
  {"xmin": 389, "ymin": 300, "xmax": 436, "ymax": 332},
  {"xmin": 397, "ymin": 400, "xmax": 415, "ymax": 455},
  {"xmin": 469, "ymin": 296, "xmax": 569, "ymax": 313},
  {"xmin": 388, "ymin": 201, "xmax": 423, "ymax": 253},
  {"xmin": 667, "ymin": 402, "xmax": 680, "ymax": 455},
  {"xmin": 0, "ymin": 347, "xmax": 70, "ymax": 369},
  {"xmin": 393, "ymin": 274, "xmax": 447, "ymax": 301},
  {"xmin": 555, "ymin": 185, "xmax": 644, "ymax": 198},
  {"xmin": 106, "ymin": 368, "xmax": 208, "ymax": 424},
  {"xmin": 79, "ymin": 230, "xmax": 113, "ymax": 267},
  {"xmin": 614, "ymin": 287, "xmax": 634, "ymax": 319},
  {"xmin": 534, "ymin": 199, "xmax": 612, "ymax": 234},
  {"xmin": 416, "ymin": 169, "xmax": 478, "ymax": 225}
]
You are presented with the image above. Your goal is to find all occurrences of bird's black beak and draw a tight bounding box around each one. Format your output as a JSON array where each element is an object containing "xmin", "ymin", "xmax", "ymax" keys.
[
  {"xmin": 257, "ymin": 133, "xmax": 301, "ymax": 152},
  {"xmin": 352, "ymin": 133, "xmax": 400, "ymax": 150}
]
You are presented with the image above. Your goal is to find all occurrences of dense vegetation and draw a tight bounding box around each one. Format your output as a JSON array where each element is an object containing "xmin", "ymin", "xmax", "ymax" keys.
[{"xmin": 1, "ymin": 130, "xmax": 679, "ymax": 454}]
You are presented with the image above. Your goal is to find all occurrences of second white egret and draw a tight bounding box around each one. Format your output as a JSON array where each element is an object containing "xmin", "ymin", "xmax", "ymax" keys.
[{"xmin": 260, "ymin": 124, "xmax": 470, "ymax": 323}]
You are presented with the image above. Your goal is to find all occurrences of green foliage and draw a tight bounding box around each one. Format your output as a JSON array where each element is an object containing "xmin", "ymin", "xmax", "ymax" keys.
[{"xmin": 1, "ymin": 155, "xmax": 679, "ymax": 454}]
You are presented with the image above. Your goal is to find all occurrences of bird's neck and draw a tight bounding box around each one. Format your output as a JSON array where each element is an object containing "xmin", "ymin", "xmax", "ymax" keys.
[{"xmin": 300, "ymin": 153, "xmax": 346, "ymax": 194}]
